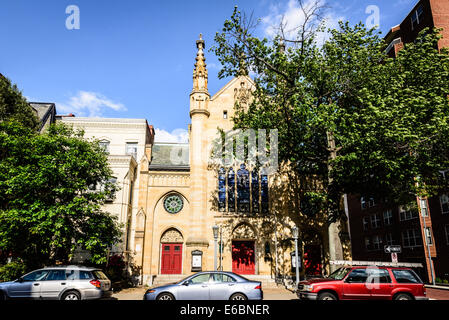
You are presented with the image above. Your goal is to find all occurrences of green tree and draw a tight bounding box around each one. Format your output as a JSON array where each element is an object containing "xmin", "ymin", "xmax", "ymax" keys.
[
  {"xmin": 213, "ymin": 4, "xmax": 449, "ymax": 266},
  {"xmin": 0, "ymin": 121, "xmax": 122, "ymax": 269},
  {"xmin": 0, "ymin": 75, "xmax": 39, "ymax": 130}
]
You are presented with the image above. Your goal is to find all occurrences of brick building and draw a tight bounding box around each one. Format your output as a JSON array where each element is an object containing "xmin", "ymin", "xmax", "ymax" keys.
[{"xmin": 348, "ymin": 0, "xmax": 449, "ymax": 283}]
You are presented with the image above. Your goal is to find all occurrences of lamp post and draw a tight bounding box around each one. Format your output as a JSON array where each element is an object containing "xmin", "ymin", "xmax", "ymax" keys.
[
  {"xmin": 292, "ymin": 226, "xmax": 299, "ymax": 287},
  {"xmin": 213, "ymin": 225, "xmax": 219, "ymax": 271}
]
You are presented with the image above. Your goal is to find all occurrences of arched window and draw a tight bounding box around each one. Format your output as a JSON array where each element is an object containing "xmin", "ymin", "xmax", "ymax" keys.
[
  {"xmin": 218, "ymin": 166, "xmax": 268, "ymax": 214},
  {"xmin": 228, "ymin": 168, "xmax": 235, "ymax": 212},
  {"xmin": 237, "ymin": 164, "xmax": 250, "ymax": 212},
  {"xmin": 218, "ymin": 168, "xmax": 226, "ymax": 211}
]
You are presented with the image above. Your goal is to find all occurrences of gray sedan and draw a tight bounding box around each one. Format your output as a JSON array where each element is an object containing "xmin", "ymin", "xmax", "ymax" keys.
[{"xmin": 144, "ymin": 271, "xmax": 263, "ymax": 300}]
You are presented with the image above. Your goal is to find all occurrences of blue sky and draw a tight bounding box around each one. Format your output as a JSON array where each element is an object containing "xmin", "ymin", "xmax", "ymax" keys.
[{"xmin": 0, "ymin": 0, "xmax": 418, "ymax": 141}]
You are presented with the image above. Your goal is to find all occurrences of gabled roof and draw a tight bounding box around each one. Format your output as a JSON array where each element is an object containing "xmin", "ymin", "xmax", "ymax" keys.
[
  {"xmin": 210, "ymin": 75, "xmax": 255, "ymax": 101},
  {"xmin": 29, "ymin": 102, "xmax": 56, "ymax": 132}
]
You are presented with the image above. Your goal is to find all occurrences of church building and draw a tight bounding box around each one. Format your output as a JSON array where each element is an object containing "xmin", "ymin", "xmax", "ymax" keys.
[{"xmin": 131, "ymin": 35, "xmax": 351, "ymax": 286}]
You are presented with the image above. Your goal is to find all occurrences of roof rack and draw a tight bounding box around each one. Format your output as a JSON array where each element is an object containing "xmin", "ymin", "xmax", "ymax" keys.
[{"xmin": 330, "ymin": 260, "xmax": 423, "ymax": 268}]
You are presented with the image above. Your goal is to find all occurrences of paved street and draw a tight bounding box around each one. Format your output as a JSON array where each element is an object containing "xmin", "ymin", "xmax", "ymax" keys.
[
  {"xmin": 110, "ymin": 286, "xmax": 297, "ymax": 300},
  {"xmin": 109, "ymin": 286, "xmax": 449, "ymax": 300}
]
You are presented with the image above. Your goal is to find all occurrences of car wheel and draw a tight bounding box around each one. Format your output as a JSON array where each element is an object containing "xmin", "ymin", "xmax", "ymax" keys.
[
  {"xmin": 157, "ymin": 293, "xmax": 175, "ymax": 300},
  {"xmin": 394, "ymin": 293, "xmax": 413, "ymax": 301},
  {"xmin": 61, "ymin": 291, "xmax": 81, "ymax": 301},
  {"xmin": 230, "ymin": 293, "xmax": 247, "ymax": 300},
  {"xmin": 317, "ymin": 292, "xmax": 338, "ymax": 301}
]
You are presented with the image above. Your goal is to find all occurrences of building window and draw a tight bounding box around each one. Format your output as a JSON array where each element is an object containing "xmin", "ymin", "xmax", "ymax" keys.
[
  {"xmin": 251, "ymin": 170, "xmax": 259, "ymax": 213},
  {"xmin": 237, "ymin": 164, "xmax": 250, "ymax": 213},
  {"xmin": 365, "ymin": 237, "xmax": 372, "ymax": 251},
  {"xmin": 370, "ymin": 214, "xmax": 381, "ymax": 229},
  {"xmin": 399, "ymin": 203, "xmax": 418, "ymax": 221},
  {"xmin": 223, "ymin": 110, "xmax": 228, "ymax": 119},
  {"xmin": 402, "ymin": 229, "xmax": 422, "ymax": 248},
  {"xmin": 126, "ymin": 142, "xmax": 138, "ymax": 159},
  {"xmin": 411, "ymin": 4, "xmax": 424, "ymax": 30},
  {"xmin": 218, "ymin": 168, "xmax": 226, "ymax": 211},
  {"xmin": 99, "ymin": 140, "xmax": 110, "ymax": 153},
  {"xmin": 383, "ymin": 210, "xmax": 393, "ymax": 226},
  {"xmin": 425, "ymin": 227, "xmax": 433, "ymax": 245},
  {"xmin": 362, "ymin": 217, "xmax": 370, "ymax": 230},
  {"xmin": 372, "ymin": 235, "xmax": 383, "ymax": 250},
  {"xmin": 445, "ymin": 225, "xmax": 449, "ymax": 245},
  {"xmin": 261, "ymin": 169, "xmax": 269, "ymax": 213},
  {"xmin": 361, "ymin": 196, "xmax": 375, "ymax": 209},
  {"xmin": 220, "ymin": 166, "xmax": 268, "ymax": 214},
  {"xmin": 440, "ymin": 194, "xmax": 449, "ymax": 215},
  {"xmin": 227, "ymin": 168, "xmax": 235, "ymax": 212},
  {"xmin": 419, "ymin": 198, "xmax": 428, "ymax": 217},
  {"xmin": 385, "ymin": 233, "xmax": 394, "ymax": 246}
]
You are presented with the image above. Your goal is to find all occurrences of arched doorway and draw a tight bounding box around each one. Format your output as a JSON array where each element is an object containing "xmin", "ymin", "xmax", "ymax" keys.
[
  {"xmin": 232, "ymin": 223, "xmax": 256, "ymax": 275},
  {"xmin": 160, "ymin": 228, "xmax": 183, "ymax": 274}
]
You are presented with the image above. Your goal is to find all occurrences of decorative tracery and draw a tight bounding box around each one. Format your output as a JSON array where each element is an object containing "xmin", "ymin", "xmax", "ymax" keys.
[{"xmin": 218, "ymin": 165, "xmax": 269, "ymax": 214}]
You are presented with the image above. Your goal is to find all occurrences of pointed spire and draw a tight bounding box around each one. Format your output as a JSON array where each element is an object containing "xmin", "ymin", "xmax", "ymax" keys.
[{"xmin": 193, "ymin": 33, "xmax": 208, "ymax": 92}]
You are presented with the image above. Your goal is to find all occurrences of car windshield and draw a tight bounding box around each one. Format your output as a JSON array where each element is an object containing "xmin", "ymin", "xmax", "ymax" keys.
[{"xmin": 327, "ymin": 267, "xmax": 351, "ymax": 280}]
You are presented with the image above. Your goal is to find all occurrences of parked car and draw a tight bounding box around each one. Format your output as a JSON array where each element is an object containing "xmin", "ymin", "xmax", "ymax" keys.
[
  {"xmin": 0, "ymin": 265, "xmax": 112, "ymax": 300},
  {"xmin": 143, "ymin": 271, "xmax": 263, "ymax": 300},
  {"xmin": 297, "ymin": 265, "xmax": 427, "ymax": 300}
]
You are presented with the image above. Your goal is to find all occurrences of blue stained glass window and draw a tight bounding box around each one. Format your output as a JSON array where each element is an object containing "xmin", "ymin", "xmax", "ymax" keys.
[
  {"xmin": 261, "ymin": 170, "xmax": 269, "ymax": 213},
  {"xmin": 228, "ymin": 168, "xmax": 235, "ymax": 212},
  {"xmin": 218, "ymin": 168, "xmax": 226, "ymax": 211},
  {"xmin": 251, "ymin": 170, "xmax": 259, "ymax": 213},
  {"xmin": 237, "ymin": 164, "xmax": 250, "ymax": 213}
]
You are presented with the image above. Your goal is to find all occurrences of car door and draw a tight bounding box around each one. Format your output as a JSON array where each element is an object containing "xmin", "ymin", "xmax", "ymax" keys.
[
  {"xmin": 366, "ymin": 268, "xmax": 394, "ymax": 300},
  {"xmin": 177, "ymin": 273, "xmax": 211, "ymax": 300},
  {"xmin": 7, "ymin": 270, "xmax": 49, "ymax": 299},
  {"xmin": 209, "ymin": 273, "xmax": 236, "ymax": 300},
  {"xmin": 39, "ymin": 270, "xmax": 68, "ymax": 299},
  {"xmin": 342, "ymin": 268, "xmax": 371, "ymax": 300}
]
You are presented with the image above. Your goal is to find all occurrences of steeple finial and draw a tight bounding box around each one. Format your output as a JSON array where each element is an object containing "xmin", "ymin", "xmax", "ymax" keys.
[{"xmin": 193, "ymin": 33, "xmax": 208, "ymax": 92}]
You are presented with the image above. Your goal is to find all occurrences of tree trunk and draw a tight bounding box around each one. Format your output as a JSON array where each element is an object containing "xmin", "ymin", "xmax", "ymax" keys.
[{"xmin": 326, "ymin": 131, "xmax": 344, "ymax": 272}]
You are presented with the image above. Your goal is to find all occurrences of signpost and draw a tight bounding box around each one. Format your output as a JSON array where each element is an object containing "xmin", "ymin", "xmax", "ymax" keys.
[
  {"xmin": 384, "ymin": 245, "xmax": 401, "ymax": 254},
  {"xmin": 384, "ymin": 245, "xmax": 401, "ymax": 263}
]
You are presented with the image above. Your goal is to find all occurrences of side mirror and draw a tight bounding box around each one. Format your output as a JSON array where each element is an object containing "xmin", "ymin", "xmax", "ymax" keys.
[
  {"xmin": 16, "ymin": 277, "xmax": 24, "ymax": 283},
  {"xmin": 182, "ymin": 281, "xmax": 189, "ymax": 286}
]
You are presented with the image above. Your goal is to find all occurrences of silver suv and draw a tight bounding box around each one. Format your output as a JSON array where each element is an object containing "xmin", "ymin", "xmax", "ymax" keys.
[{"xmin": 0, "ymin": 265, "xmax": 112, "ymax": 300}]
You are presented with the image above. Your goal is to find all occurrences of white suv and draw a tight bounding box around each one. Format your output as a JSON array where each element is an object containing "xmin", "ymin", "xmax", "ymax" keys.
[{"xmin": 0, "ymin": 265, "xmax": 112, "ymax": 300}]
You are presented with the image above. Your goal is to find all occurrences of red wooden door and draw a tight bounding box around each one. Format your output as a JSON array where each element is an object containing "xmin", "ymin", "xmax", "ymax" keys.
[
  {"xmin": 232, "ymin": 241, "xmax": 255, "ymax": 275},
  {"xmin": 161, "ymin": 243, "xmax": 182, "ymax": 274},
  {"xmin": 304, "ymin": 245, "xmax": 322, "ymax": 276}
]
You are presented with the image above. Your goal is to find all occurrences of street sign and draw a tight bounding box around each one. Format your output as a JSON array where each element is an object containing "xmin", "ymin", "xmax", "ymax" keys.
[
  {"xmin": 391, "ymin": 253, "xmax": 398, "ymax": 263},
  {"xmin": 384, "ymin": 245, "xmax": 401, "ymax": 253}
]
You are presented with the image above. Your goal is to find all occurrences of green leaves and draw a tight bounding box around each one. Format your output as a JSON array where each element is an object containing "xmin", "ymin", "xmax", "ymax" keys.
[
  {"xmin": 0, "ymin": 121, "xmax": 122, "ymax": 268},
  {"xmin": 214, "ymin": 7, "xmax": 449, "ymax": 217},
  {"xmin": 0, "ymin": 76, "xmax": 39, "ymax": 130}
]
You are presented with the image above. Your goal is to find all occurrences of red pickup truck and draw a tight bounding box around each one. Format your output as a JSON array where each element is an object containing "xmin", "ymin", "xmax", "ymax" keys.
[{"xmin": 297, "ymin": 265, "xmax": 427, "ymax": 300}]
